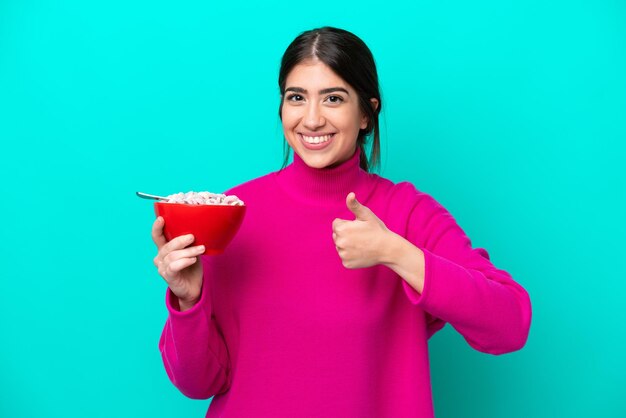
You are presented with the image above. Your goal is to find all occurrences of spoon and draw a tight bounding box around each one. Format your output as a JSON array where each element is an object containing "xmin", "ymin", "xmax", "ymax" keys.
[{"xmin": 136, "ymin": 191, "xmax": 169, "ymax": 201}]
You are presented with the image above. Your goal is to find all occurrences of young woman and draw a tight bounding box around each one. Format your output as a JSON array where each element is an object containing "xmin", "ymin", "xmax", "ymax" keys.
[{"xmin": 152, "ymin": 26, "xmax": 532, "ymax": 418}]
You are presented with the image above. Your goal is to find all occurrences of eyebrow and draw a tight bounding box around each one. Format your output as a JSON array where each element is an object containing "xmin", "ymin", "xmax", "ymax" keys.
[{"xmin": 284, "ymin": 87, "xmax": 350, "ymax": 95}]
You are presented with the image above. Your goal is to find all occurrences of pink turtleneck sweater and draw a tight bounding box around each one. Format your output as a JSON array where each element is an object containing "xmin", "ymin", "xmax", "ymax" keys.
[{"xmin": 158, "ymin": 149, "xmax": 532, "ymax": 417}]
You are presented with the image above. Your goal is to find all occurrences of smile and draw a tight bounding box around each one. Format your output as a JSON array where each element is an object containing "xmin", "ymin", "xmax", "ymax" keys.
[{"xmin": 299, "ymin": 133, "xmax": 335, "ymax": 144}]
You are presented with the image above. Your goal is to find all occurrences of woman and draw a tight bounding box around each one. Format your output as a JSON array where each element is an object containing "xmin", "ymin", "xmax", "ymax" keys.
[{"xmin": 152, "ymin": 26, "xmax": 532, "ymax": 417}]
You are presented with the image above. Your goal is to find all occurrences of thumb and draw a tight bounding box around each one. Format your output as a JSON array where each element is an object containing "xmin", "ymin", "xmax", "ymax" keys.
[{"xmin": 346, "ymin": 192, "xmax": 373, "ymax": 221}]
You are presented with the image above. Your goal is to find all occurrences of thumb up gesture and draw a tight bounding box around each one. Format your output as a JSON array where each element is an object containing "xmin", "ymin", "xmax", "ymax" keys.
[{"xmin": 332, "ymin": 192, "xmax": 392, "ymax": 269}]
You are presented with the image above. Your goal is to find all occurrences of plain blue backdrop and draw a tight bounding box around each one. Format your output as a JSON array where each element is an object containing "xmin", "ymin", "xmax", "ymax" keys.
[{"xmin": 1, "ymin": 1, "xmax": 625, "ymax": 417}]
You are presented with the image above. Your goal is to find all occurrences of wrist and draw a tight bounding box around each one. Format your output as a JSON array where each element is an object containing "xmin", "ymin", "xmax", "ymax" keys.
[
  {"xmin": 179, "ymin": 297, "xmax": 199, "ymax": 311},
  {"xmin": 172, "ymin": 293, "xmax": 200, "ymax": 312},
  {"xmin": 380, "ymin": 230, "xmax": 406, "ymax": 267},
  {"xmin": 380, "ymin": 231, "xmax": 425, "ymax": 294}
]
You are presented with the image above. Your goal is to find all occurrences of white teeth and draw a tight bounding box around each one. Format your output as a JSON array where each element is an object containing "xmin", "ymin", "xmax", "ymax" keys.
[{"xmin": 302, "ymin": 134, "xmax": 332, "ymax": 144}]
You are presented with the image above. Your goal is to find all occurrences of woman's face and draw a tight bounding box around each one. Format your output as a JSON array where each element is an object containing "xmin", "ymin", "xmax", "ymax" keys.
[{"xmin": 281, "ymin": 59, "xmax": 372, "ymax": 169}]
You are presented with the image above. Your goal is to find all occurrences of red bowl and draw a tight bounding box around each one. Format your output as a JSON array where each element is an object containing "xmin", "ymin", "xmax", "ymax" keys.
[{"xmin": 154, "ymin": 202, "xmax": 246, "ymax": 255}]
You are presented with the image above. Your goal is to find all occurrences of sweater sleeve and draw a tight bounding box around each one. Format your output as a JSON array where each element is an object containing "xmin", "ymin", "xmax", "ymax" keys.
[
  {"xmin": 158, "ymin": 256, "xmax": 232, "ymax": 399},
  {"xmin": 400, "ymin": 187, "xmax": 532, "ymax": 355}
]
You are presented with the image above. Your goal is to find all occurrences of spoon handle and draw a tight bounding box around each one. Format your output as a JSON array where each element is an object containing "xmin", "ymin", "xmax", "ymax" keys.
[{"xmin": 136, "ymin": 191, "xmax": 168, "ymax": 201}]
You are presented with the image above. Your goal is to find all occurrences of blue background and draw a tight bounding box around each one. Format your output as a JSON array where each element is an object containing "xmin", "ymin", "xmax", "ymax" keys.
[{"xmin": 1, "ymin": 0, "xmax": 624, "ymax": 416}]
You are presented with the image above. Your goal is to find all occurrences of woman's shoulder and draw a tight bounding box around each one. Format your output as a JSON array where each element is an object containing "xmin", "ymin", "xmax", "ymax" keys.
[
  {"xmin": 367, "ymin": 173, "xmax": 440, "ymax": 210},
  {"xmin": 368, "ymin": 175, "xmax": 459, "ymax": 244},
  {"xmin": 222, "ymin": 171, "xmax": 280, "ymax": 203}
]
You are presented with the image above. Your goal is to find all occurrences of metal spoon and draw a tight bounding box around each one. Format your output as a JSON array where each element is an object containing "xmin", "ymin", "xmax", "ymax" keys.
[{"xmin": 136, "ymin": 191, "xmax": 169, "ymax": 201}]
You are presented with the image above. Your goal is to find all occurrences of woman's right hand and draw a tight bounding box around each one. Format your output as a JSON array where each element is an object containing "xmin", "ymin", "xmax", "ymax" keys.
[{"xmin": 152, "ymin": 216, "xmax": 205, "ymax": 310}]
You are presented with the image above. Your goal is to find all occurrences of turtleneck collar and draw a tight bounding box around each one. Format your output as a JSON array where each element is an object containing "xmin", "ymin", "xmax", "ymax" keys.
[{"xmin": 273, "ymin": 148, "xmax": 374, "ymax": 207}]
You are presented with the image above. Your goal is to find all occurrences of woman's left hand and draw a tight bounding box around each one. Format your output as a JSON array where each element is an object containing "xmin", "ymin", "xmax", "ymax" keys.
[{"xmin": 332, "ymin": 192, "xmax": 394, "ymax": 269}]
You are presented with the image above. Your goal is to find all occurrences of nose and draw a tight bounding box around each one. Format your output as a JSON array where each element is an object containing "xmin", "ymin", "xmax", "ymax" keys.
[{"xmin": 303, "ymin": 102, "xmax": 325, "ymax": 130}]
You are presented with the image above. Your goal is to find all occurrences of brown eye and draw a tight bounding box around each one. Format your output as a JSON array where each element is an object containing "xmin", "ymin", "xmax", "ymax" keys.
[
  {"xmin": 326, "ymin": 95, "xmax": 344, "ymax": 103},
  {"xmin": 286, "ymin": 94, "xmax": 303, "ymax": 102}
]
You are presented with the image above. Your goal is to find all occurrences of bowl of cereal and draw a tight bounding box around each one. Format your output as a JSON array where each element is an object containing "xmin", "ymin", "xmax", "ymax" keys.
[{"xmin": 153, "ymin": 191, "xmax": 246, "ymax": 255}]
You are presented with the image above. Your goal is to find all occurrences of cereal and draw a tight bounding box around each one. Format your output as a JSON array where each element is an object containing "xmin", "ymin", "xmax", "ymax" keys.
[{"xmin": 163, "ymin": 191, "xmax": 244, "ymax": 206}]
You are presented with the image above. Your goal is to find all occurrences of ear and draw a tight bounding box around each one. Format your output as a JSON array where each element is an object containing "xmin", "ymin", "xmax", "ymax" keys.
[
  {"xmin": 360, "ymin": 98, "xmax": 380, "ymax": 130},
  {"xmin": 370, "ymin": 98, "xmax": 380, "ymax": 112}
]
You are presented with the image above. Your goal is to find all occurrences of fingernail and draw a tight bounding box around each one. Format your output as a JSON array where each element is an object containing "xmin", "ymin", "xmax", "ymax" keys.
[{"xmin": 198, "ymin": 245, "xmax": 205, "ymax": 252}]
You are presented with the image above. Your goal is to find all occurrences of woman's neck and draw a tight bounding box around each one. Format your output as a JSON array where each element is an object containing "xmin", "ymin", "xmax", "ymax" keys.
[{"xmin": 274, "ymin": 148, "xmax": 372, "ymax": 207}]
